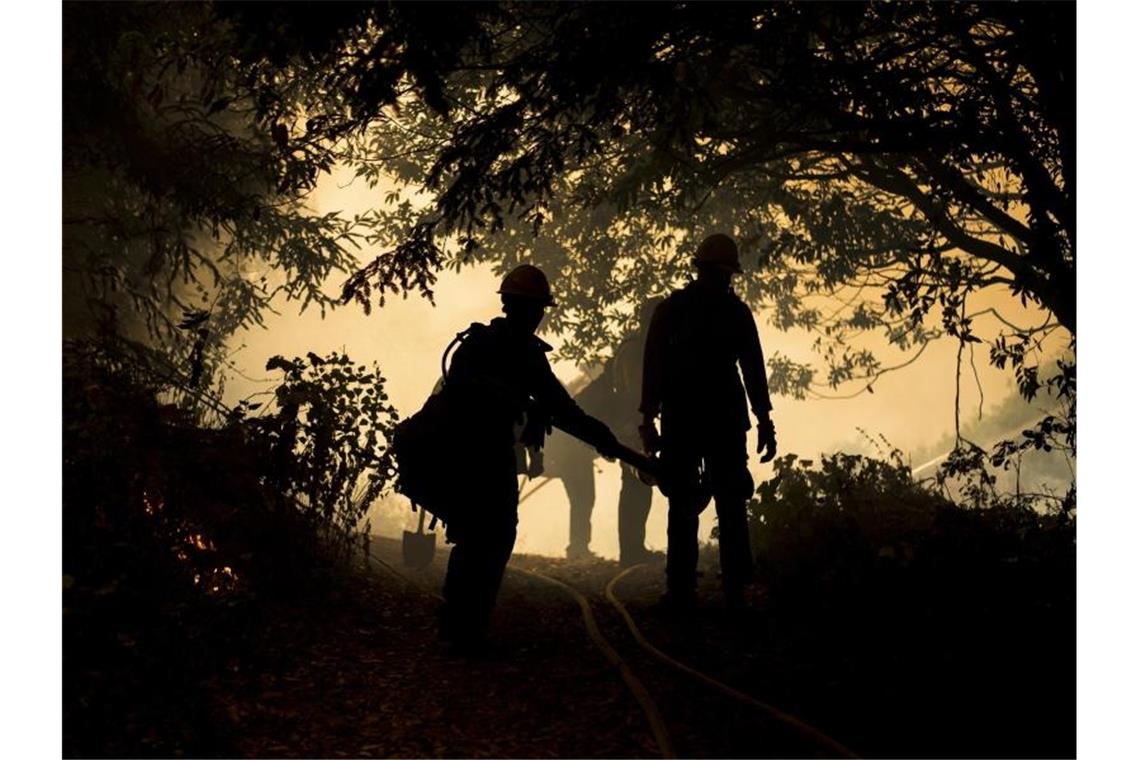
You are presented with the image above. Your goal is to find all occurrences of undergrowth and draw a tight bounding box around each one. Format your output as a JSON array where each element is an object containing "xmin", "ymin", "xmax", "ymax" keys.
[{"xmin": 63, "ymin": 340, "xmax": 398, "ymax": 756}]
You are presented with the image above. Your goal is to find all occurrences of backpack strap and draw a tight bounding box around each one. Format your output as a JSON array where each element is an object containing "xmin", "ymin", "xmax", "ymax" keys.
[{"xmin": 440, "ymin": 323, "xmax": 484, "ymax": 385}]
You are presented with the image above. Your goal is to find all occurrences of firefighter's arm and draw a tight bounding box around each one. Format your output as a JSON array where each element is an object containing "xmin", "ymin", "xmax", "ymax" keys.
[
  {"xmin": 558, "ymin": 411, "xmax": 620, "ymax": 458},
  {"xmin": 737, "ymin": 302, "xmax": 774, "ymax": 419},
  {"xmin": 538, "ymin": 360, "xmax": 620, "ymax": 457},
  {"xmin": 738, "ymin": 303, "xmax": 777, "ymax": 462}
]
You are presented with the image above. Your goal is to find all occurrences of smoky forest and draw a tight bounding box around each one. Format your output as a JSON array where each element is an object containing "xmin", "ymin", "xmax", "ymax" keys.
[{"xmin": 62, "ymin": 2, "xmax": 1076, "ymax": 758}]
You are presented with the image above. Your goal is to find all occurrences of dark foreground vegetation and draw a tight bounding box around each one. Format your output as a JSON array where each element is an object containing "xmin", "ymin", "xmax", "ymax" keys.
[
  {"xmin": 63, "ymin": 340, "xmax": 394, "ymax": 757},
  {"xmin": 64, "ymin": 346, "xmax": 1074, "ymax": 758},
  {"xmin": 744, "ymin": 453, "xmax": 1075, "ymax": 757}
]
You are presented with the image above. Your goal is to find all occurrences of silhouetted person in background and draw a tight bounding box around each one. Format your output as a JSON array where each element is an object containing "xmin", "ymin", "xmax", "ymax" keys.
[
  {"xmin": 537, "ymin": 298, "xmax": 663, "ymax": 564},
  {"xmin": 639, "ymin": 234, "xmax": 777, "ymax": 610},
  {"xmin": 611, "ymin": 296, "xmax": 665, "ymax": 566},
  {"xmin": 540, "ymin": 370, "xmax": 612, "ymax": 561},
  {"xmin": 440, "ymin": 264, "xmax": 619, "ymax": 651}
]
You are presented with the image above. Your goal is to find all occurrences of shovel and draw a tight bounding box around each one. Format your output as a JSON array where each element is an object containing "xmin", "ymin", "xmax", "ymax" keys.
[{"xmin": 402, "ymin": 506, "xmax": 436, "ymax": 569}]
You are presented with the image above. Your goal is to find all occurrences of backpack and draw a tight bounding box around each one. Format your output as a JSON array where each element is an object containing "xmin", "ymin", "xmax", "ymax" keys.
[{"xmin": 391, "ymin": 325, "xmax": 480, "ymax": 528}]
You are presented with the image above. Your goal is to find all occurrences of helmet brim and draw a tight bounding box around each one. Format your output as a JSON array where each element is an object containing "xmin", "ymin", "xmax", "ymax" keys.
[
  {"xmin": 693, "ymin": 258, "xmax": 743, "ymax": 274},
  {"xmin": 498, "ymin": 289, "xmax": 556, "ymax": 307}
]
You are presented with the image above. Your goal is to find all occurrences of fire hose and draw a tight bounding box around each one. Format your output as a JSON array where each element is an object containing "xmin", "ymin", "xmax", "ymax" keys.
[{"xmin": 605, "ymin": 565, "xmax": 859, "ymax": 759}]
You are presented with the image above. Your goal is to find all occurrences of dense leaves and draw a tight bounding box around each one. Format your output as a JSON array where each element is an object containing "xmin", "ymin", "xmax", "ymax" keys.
[
  {"xmin": 750, "ymin": 448, "xmax": 1074, "ymax": 598},
  {"xmin": 242, "ymin": 351, "xmax": 401, "ymax": 559},
  {"xmin": 63, "ymin": 3, "xmax": 370, "ymax": 399},
  {"xmin": 63, "ymin": 2, "xmax": 1075, "ymax": 478},
  {"xmin": 321, "ymin": 3, "xmax": 1073, "ymax": 352}
]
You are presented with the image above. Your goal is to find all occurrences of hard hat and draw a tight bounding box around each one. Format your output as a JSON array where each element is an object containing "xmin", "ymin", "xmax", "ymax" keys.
[
  {"xmin": 693, "ymin": 233, "xmax": 742, "ymax": 273},
  {"xmin": 498, "ymin": 264, "xmax": 556, "ymax": 305}
]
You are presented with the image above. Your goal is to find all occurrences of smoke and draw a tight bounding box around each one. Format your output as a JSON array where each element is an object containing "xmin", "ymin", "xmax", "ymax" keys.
[{"xmin": 221, "ymin": 167, "xmax": 1069, "ymax": 559}]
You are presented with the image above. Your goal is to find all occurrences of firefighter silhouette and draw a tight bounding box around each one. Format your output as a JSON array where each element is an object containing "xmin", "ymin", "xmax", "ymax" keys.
[
  {"xmin": 438, "ymin": 265, "xmax": 620, "ymax": 651},
  {"xmin": 639, "ymin": 234, "xmax": 777, "ymax": 610}
]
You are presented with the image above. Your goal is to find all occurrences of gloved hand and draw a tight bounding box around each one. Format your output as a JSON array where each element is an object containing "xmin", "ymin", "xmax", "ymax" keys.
[
  {"xmin": 521, "ymin": 406, "xmax": 552, "ymax": 449},
  {"xmin": 638, "ymin": 418, "xmax": 662, "ymax": 454},
  {"xmin": 572, "ymin": 414, "xmax": 620, "ymax": 460},
  {"xmin": 757, "ymin": 416, "xmax": 777, "ymax": 463},
  {"xmin": 594, "ymin": 424, "xmax": 621, "ymax": 460},
  {"xmin": 526, "ymin": 446, "xmax": 545, "ymax": 477}
]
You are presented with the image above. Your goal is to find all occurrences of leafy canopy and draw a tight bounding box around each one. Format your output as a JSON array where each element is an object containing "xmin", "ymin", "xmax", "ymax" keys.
[{"xmin": 64, "ymin": 2, "xmax": 1075, "ymax": 489}]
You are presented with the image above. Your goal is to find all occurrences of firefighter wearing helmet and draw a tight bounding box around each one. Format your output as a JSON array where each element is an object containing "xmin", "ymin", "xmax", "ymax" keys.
[
  {"xmin": 639, "ymin": 233, "xmax": 777, "ymax": 611},
  {"xmin": 438, "ymin": 263, "xmax": 619, "ymax": 652},
  {"xmin": 497, "ymin": 263, "xmax": 557, "ymax": 304}
]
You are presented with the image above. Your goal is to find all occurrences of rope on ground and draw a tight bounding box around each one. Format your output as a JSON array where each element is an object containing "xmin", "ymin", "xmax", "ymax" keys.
[
  {"xmin": 605, "ymin": 565, "xmax": 859, "ymax": 759},
  {"xmin": 511, "ymin": 565, "xmax": 677, "ymax": 760}
]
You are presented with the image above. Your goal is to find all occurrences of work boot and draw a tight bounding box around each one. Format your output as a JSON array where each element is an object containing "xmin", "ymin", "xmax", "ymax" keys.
[
  {"xmin": 619, "ymin": 547, "xmax": 665, "ymax": 568},
  {"xmin": 566, "ymin": 543, "xmax": 599, "ymax": 562},
  {"xmin": 650, "ymin": 590, "xmax": 698, "ymax": 618},
  {"xmin": 724, "ymin": 583, "xmax": 767, "ymax": 620},
  {"xmin": 724, "ymin": 586, "xmax": 747, "ymax": 615}
]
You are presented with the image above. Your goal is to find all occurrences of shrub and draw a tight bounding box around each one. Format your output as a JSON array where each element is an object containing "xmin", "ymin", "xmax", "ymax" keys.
[
  {"xmin": 749, "ymin": 449, "xmax": 1074, "ymax": 602},
  {"xmin": 750, "ymin": 450, "xmax": 953, "ymax": 595},
  {"xmin": 240, "ymin": 351, "xmax": 400, "ymax": 559},
  {"xmin": 64, "ymin": 341, "xmax": 400, "ymax": 754}
]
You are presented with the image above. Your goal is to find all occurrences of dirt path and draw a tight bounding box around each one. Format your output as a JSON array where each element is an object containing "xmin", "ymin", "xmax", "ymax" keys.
[
  {"xmin": 216, "ymin": 538, "xmax": 659, "ymax": 758},
  {"xmin": 208, "ymin": 536, "xmax": 855, "ymax": 758},
  {"xmin": 200, "ymin": 529, "xmax": 1073, "ymax": 758},
  {"xmin": 508, "ymin": 553, "xmax": 854, "ymax": 760}
]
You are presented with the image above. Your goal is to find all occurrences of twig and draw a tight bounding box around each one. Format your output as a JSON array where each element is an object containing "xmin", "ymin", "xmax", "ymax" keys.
[
  {"xmin": 808, "ymin": 339, "xmax": 934, "ymax": 400},
  {"xmin": 968, "ymin": 341, "xmax": 984, "ymax": 420}
]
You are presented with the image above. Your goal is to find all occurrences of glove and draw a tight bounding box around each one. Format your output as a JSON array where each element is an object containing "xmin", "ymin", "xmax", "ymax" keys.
[
  {"xmin": 521, "ymin": 406, "xmax": 552, "ymax": 449},
  {"xmin": 638, "ymin": 419, "xmax": 662, "ymax": 454},
  {"xmin": 526, "ymin": 446, "xmax": 545, "ymax": 477},
  {"xmin": 757, "ymin": 416, "xmax": 777, "ymax": 463},
  {"xmin": 572, "ymin": 414, "xmax": 619, "ymax": 460},
  {"xmin": 594, "ymin": 424, "xmax": 621, "ymax": 460}
]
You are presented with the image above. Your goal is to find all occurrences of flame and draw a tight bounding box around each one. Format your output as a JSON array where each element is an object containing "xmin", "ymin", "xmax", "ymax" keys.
[
  {"xmin": 187, "ymin": 533, "xmax": 214, "ymax": 551},
  {"xmin": 141, "ymin": 490, "xmax": 165, "ymax": 516}
]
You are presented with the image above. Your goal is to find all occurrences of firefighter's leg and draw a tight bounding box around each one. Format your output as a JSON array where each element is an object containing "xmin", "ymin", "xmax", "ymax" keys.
[
  {"xmin": 563, "ymin": 459, "xmax": 596, "ymax": 557},
  {"xmin": 467, "ymin": 520, "xmax": 518, "ymax": 637},
  {"xmin": 481, "ymin": 518, "xmax": 518, "ymax": 612},
  {"xmin": 441, "ymin": 515, "xmax": 517, "ymax": 644},
  {"xmin": 707, "ymin": 431, "xmax": 755, "ymax": 596},
  {"xmin": 441, "ymin": 456, "xmax": 519, "ymax": 645},
  {"xmin": 661, "ymin": 443, "xmax": 702, "ymax": 599},
  {"xmin": 665, "ymin": 493, "xmax": 700, "ymax": 598},
  {"xmin": 618, "ymin": 465, "xmax": 653, "ymax": 563},
  {"xmin": 441, "ymin": 533, "xmax": 478, "ymax": 642}
]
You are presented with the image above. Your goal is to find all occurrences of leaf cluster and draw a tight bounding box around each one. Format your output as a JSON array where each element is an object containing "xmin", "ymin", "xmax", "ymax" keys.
[
  {"xmin": 750, "ymin": 450, "xmax": 1073, "ymax": 600},
  {"xmin": 63, "ymin": 2, "xmax": 376, "ymax": 396},
  {"xmin": 279, "ymin": 2, "xmax": 1074, "ymax": 407},
  {"xmin": 240, "ymin": 351, "xmax": 401, "ymax": 558}
]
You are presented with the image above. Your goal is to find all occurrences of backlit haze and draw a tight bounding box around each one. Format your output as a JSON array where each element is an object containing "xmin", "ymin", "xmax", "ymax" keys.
[{"xmin": 221, "ymin": 167, "xmax": 1067, "ymax": 559}]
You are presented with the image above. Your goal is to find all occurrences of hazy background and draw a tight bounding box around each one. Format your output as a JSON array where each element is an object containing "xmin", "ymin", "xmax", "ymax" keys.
[{"xmin": 220, "ymin": 167, "xmax": 1065, "ymax": 559}]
